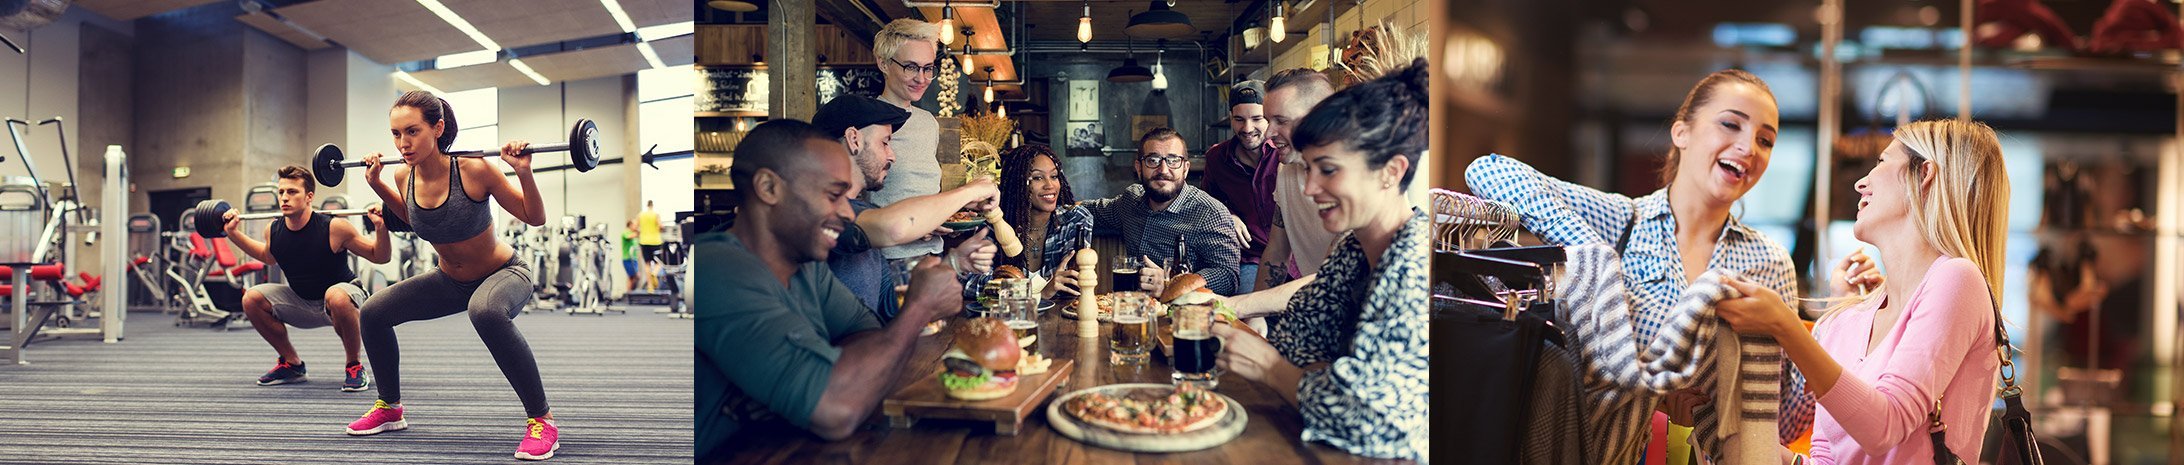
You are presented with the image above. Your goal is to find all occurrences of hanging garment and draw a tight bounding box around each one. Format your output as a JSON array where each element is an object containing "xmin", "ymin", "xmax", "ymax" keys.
[{"xmin": 1555, "ymin": 244, "xmax": 1783, "ymax": 464}]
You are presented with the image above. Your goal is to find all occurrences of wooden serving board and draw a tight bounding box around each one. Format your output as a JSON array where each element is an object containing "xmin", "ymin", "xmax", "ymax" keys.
[
  {"xmin": 1046, "ymin": 383, "xmax": 1249, "ymax": 453},
  {"xmin": 881, "ymin": 359, "xmax": 1075, "ymax": 435}
]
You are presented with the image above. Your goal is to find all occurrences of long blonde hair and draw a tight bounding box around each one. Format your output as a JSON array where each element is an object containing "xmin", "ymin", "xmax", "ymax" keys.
[
  {"xmin": 1818, "ymin": 119, "xmax": 2010, "ymax": 320},
  {"xmin": 1896, "ymin": 119, "xmax": 2010, "ymax": 305}
]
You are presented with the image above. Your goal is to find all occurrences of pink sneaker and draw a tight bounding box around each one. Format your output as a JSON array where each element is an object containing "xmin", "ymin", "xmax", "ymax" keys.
[
  {"xmin": 515, "ymin": 418, "xmax": 560, "ymax": 461},
  {"xmin": 345, "ymin": 399, "xmax": 408, "ymax": 435}
]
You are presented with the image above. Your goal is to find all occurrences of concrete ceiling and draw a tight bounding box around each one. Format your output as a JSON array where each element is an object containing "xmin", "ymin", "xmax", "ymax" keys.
[
  {"xmin": 260, "ymin": 0, "xmax": 685, "ymax": 65},
  {"xmin": 73, "ymin": 0, "xmax": 227, "ymax": 21}
]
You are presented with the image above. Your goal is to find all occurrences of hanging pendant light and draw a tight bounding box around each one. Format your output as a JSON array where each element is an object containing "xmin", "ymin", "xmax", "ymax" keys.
[
  {"xmin": 1078, "ymin": 1, "xmax": 1094, "ymax": 44},
  {"xmin": 958, "ymin": 29, "xmax": 974, "ymax": 70},
  {"xmin": 1269, "ymin": 1, "xmax": 1286, "ymax": 43},
  {"xmin": 1106, "ymin": 35, "xmax": 1153, "ymax": 83},
  {"xmin": 1151, "ymin": 39, "xmax": 1168, "ymax": 91},
  {"xmin": 1126, "ymin": 1, "xmax": 1195, "ymax": 39},
  {"xmin": 940, "ymin": 2, "xmax": 956, "ymax": 46},
  {"xmin": 983, "ymin": 66, "xmax": 996, "ymax": 103}
]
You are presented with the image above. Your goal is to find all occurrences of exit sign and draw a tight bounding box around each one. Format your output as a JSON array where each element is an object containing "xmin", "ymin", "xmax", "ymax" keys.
[{"xmin": 172, "ymin": 167, "xmax": 190, "ymax": 178}]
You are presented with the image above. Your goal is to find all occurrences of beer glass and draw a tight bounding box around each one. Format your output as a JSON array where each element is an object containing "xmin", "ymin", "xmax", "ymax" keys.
[
  {"xmin": 1109, "ymin": 291, "xmax": 1151, "ymax": 365},
  {"xmin": 1170, "ymin": 303, "xmax": 1221, "ymax": 389}
]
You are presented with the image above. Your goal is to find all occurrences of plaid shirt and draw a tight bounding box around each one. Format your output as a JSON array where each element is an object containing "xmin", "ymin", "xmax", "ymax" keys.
[
  {"xmin": 1465, "ymin": 154, "xmax": 1817, "ymax": 443},
  {"xmin": 1082, "ymin": 184, "xmax": 1244, "ymax": 295}
]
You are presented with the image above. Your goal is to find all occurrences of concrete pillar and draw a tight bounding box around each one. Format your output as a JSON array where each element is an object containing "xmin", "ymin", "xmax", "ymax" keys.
[{"xmin": 767, "ymin": 0, "xmax": 814, "ymax": 121}]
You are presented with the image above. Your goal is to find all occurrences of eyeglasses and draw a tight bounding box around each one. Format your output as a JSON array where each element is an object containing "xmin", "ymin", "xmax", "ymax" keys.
[
  {"xmin": 1137, "ymin": 155, "xmax": 1189, "ymax": 169},
  {"xmin": 888, "ymin": 58, "xmax": 938, "ymax": 77}
]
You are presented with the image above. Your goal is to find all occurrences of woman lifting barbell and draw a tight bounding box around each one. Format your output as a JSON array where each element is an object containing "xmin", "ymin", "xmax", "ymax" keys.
[{"xmin": 341, "ymin": 90, "xmax": 562, "ymax": 461}]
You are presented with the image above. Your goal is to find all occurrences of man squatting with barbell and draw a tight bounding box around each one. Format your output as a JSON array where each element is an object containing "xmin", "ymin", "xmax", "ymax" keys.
[{"xmin": 221, "ymin": 165, "xmax": 393, "ymax": 391}]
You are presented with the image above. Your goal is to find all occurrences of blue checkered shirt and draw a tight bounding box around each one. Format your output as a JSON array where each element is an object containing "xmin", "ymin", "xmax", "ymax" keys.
[{"xmin": 1465, "ymin": 154, "xmax": 1816, "ymax": 444}]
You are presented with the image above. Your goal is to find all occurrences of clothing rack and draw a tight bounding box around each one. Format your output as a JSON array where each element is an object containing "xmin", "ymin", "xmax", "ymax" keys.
[
  {"xmin": 1430, "ymin": 190, "xmax": 1585, "ymax": 464},
  {"xmin": 1431, "ymin": 189, "xmax": 1521, "ymax": 253}
]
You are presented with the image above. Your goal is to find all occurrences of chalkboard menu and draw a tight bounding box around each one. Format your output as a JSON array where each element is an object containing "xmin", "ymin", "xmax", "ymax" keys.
[{"xmin": 698, "ymin": 67, "xmax": 767, "ymax": 115}]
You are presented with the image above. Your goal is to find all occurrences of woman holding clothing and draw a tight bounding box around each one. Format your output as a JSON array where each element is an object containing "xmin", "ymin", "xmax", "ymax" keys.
[
  {"xmin": 343, "ymin": 90, "xmax": 561, "ymax": 461},
  {"xmin": 1462, "ymin": 69, "xmax": 1814, "ymax": 462},
  {"xmin": 1716, "ymin": 119, "xmax": 2010, "ymax": 463}
]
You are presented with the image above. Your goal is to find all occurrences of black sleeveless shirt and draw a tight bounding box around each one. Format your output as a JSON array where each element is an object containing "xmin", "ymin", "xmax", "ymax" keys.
[{"xmin": 269, "ymin": 212, "xmax": 358, "ymax": 298}]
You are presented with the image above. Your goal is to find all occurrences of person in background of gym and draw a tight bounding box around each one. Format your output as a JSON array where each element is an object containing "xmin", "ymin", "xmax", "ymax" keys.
[
  {"xmin": 223, "ymin": 165, "xmax": 392, "ymax": 392},
  {"xmin": 637, "ymin": 200, "xmax": 664, "ymax": 291},
  {"xmin": 623, "ymin": 219, "xmax": 641, "ymax": 292},
  {"xmin": 345, "ymin": 90, "xmax": 560, "ymax": 461}
]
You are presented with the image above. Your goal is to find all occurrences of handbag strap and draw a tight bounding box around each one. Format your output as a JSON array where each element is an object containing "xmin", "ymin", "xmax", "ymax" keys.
[{"xmin": 1929, "ymin": 290, "xmax": 2017, "ymax": 465}]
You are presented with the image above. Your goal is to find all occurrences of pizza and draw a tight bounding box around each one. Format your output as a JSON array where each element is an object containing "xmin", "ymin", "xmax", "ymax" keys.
[
  {"xmin": 1062, "ymin": 383, "xmax": 1228, "ymax": 434},
  {"xmin": 948, "ymin": 211, "xmax": 982, "ymax": 222}
]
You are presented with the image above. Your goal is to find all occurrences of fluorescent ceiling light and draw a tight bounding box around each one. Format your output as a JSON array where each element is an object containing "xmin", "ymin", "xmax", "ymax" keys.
[
  {"xmin": 416, "ymin": 0, "xmax": 501, "ymax": 51},
  {"xmin": 638, "ymin": 42, "xmax": 667, "ymax": 69},
  {"xmin": 637, "ymin": 21, "xmax": 693, "ymax": 41},
  {"xmin": 509, "ymin": 59, "xmax": 550, "ymax": 86},
  {"xmin": 394, "ymin": 71, "xmax": 446, "ymax": 94},
  {"xmin": 600, "ymin": 0, "xmax": 638, "ymax": 33},
  {"xmin": 436, "ymin": 49, "xmax": 499, "ymax": 68}
]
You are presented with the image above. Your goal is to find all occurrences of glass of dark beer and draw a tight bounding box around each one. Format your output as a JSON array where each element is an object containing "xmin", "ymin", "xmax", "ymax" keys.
[
  {"xmin": 1110, "ymin": 261, "xmax": 1141, "ymax": 293},
  {"xmin": 1170, "ymin": 303, "xmax": 1221, "ymax": 389}
]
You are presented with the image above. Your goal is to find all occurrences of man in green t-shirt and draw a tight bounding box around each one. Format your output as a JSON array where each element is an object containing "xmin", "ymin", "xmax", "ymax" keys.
[
  {"xmin": 695, "ymin": 119, "xmax": 963, "ymax": 460},
  {"xmin": 622, "ymin": 220, "xmax": 640, "ymax": 292}
]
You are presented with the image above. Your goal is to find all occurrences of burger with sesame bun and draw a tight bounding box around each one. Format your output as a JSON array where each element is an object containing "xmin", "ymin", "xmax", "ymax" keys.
[{"xmin": 940, "ymin": 318, "xmax": 1022, "ymax": 400}]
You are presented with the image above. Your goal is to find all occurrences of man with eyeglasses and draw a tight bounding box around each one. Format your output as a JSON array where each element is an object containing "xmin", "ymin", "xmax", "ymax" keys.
[
  {"xmin": 814, "ymin": 94, "xmax": 999, "ymax": 324},
  {"xmin": 1198, "ymin": 81, "xmax": 1278, "ymax": 293},
  {"xmin": 1082, "ymin": 128, "xmax": 1244, "ymax": 296},
  {"xmin": 867, "ymin": 19, "xmax": 953, "ymax": 267}
]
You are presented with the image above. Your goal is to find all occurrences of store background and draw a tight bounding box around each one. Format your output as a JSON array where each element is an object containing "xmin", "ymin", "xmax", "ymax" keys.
[{"xmin": 1436, "ymin": 0, "xmax": 2184, "ymax": 462}]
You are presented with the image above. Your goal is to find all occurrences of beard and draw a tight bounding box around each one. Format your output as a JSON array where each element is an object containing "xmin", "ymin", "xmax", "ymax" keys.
[
  {"xmin": 850, "ymin": 146, "xmax": 887, "ymax": 192},
  {"xmin": 1141, "ymin": 175, "xmax": 1182, "ymax": 203}
]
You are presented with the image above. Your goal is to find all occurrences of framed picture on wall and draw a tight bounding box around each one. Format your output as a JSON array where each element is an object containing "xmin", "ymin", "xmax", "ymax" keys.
[
  {"xmin": 1068, "ymin": 80, "xmax": 1099, "ymax": 121},
  {"xmin": 1066, "ymin": 121, "xmax": 1103, "ymax": 154}
]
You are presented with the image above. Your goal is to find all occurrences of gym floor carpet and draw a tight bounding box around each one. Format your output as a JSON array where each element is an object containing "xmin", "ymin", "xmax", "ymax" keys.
[{"xmin": 0, "ymin": 308, "xmax": 692, "ymax": 464}]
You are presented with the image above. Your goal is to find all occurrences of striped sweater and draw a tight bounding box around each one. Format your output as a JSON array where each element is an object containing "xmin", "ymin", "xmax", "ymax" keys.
[{"xmin": 1556, "ymin": 244, "xmax": 1782, "ymax": 464}]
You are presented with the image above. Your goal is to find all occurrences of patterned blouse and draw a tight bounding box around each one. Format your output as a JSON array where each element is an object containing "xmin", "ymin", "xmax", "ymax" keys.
[
  {"xmin": 1464, "ymin": 153, "xmax": 1816, "ymax": 443},
  {"xmin": 1270, "ymin": 208, "xmax": 1431, "ymax": 461},
  {"xmin": 961, "ymin": 205, "xmax": 1095, "ymax": 300}
]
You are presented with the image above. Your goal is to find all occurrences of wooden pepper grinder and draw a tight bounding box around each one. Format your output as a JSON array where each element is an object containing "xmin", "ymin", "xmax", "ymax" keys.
[
  {"xmin": 983, "ymin": 208, "xmax": 1023, "ymax": 257},
  {"xmin": 1075, "ymin": 243, "xmax": 1100, "ymax": 338}
]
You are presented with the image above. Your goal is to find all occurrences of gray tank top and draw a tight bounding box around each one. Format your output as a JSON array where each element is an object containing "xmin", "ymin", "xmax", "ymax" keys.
[{"xmin": 407, "ymin": 155, "xmax": 493, "ymax": 244}]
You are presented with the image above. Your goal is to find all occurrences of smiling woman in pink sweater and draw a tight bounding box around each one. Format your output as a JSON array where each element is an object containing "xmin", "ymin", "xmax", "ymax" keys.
[{"xmin": 1716, "ymin": 119, "xmax": 2012, "ymax": 464}]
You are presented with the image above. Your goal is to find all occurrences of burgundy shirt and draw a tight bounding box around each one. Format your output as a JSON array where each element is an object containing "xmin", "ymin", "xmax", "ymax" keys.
[{"xmin": 1198, "ymin": 138, "xmax": 1278, "ymax": 264}]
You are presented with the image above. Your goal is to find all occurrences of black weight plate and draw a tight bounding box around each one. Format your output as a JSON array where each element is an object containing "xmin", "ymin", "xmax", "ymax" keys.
[{"xmin": 313, "ymin": 144, "xmax": 346, "ymax": 187}]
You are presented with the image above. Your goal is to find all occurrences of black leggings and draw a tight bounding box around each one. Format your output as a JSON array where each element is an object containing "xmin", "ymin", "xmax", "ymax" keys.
[{"xmin": 360, "ymin": 257, "xmax": 547, "ymax": 417}]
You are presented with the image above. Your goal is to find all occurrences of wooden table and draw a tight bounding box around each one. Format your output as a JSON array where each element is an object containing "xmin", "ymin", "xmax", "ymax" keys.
[{"xmin": 712, "ymin": 303, "xmax": 1413, "ymax": 465}]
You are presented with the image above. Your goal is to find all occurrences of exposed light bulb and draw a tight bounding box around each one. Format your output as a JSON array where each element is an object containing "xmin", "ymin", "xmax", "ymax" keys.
[
  {"xmin": 1078, "ymin": 3, "xmax": 1093, "ymax": 43},
  {"xmin": 940, "ymin": 6, "xmax": 955, "ymax": 46},
  {"xmin": 1151, "ymin": 64, "xmax": 1168, "ymax": 90},
  {"xmin": 984, "ymin": 84, "xmax": 994, "ymax": 102},
  {"xmin": 1270, "ymin": 15, "xmax": 1285, "ymax": 43}
]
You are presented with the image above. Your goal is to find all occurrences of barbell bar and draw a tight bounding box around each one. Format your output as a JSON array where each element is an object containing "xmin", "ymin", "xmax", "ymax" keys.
[
  {"xmin": 190, "ymin": 199, "xmax": 411, "ymax": 239},
  {"xmin": 313, "ymin": 118, "xmax": 602, "ymax": 187}
]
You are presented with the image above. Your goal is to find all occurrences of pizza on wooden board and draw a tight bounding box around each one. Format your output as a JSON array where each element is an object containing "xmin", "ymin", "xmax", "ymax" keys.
[{"xmin": 1062, "ymin": 383, "xmax": 1228, "ymax": 434}]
